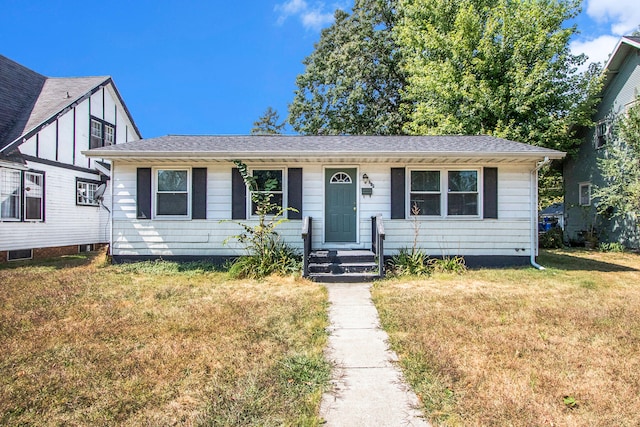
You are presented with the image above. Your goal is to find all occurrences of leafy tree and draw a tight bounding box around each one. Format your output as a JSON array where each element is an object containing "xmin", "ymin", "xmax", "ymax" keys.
[
  {"xmin": 594, "ymin": 98, "xmax": 640, "ymax": 224},
  {"xmin": 251, "ymin": 107, "xmax": 286, "ymax": 135},
  {"xmin": 289, "ymin": 0, "xmax": 406, "ymax": 135},
  {"xmin": 397, "ymin": 0, "xmax": 598, "ymax": 153}
]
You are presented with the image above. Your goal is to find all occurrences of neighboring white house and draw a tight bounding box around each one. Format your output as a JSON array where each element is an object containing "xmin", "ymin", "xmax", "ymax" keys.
[
  {"xmin": 85, "ymin": 135, "xmax": 564, "ymax": 273},
  {"xmin": 0, "ymin": 54, "xmax": 141, "ymax": 262}
]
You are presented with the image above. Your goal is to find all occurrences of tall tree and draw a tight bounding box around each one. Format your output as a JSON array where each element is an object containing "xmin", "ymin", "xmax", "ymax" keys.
[
  {"xmin": 289, "ymin": 0, "xmax": 406, "ymax": 135},
  {"xmin": 397, "ymin": 0, "xmax": 598, "ymax": 153},
  {"xmin": 251, "ymin": 107, "xmax": 285, "ymax": 135}
]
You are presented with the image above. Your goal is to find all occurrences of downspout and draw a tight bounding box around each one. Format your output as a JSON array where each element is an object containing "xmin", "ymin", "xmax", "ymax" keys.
[{"xmin": 530, "ymin": 157, "xmax": 550, "ymax": 270}]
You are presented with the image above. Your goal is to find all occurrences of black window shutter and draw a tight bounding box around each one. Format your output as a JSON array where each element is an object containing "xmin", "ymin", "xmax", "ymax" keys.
[
  {"xmin": 288, "ymin": 168, "xmax": 303, "ymax": 219},
  {"xmin": 483, "ymin": 167, "xmax": 498, "ymax": 219},
  {"xmin": 136, "ymin": 168, "xmax": 152, "ymax": 219},
  {"xmin": 192, "ymin": 167, "xmax": 207, "ymax": 219},
  {"xmin": 391, "ymin": 167, "xmax": 406, "ymax": 219},
  {"xmin": 231, "ymin": 167, "xmax": 247, "ymax": 220}
]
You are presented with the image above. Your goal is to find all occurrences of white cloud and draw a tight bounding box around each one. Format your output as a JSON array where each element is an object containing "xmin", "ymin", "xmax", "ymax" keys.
[
  {"xmin": 586, "ymin": 0, "xmax": 640, "ymax": 35},
  {"xmin": 570, "ymin": 34, "xmax": 619, "ymax": 68},
  {"xmin": 275, "ymin": 0, "xmax": 348, "ymax": 31}
]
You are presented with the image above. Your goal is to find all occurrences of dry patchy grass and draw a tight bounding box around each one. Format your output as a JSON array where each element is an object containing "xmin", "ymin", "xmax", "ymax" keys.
[
  {"xmin": 373, "ymin": 249, "xmax": 640, "ymax": 426},
  {"xmin": 0, "ymin": 250, "xmax": 329, "ymax": 426}
]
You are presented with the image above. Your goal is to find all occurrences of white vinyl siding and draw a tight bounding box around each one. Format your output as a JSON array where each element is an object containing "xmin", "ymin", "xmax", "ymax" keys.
[
  {"xmin": 110, "ymin": 163, "xmax": 535, "ymax": 258},
  {"xmin": 0, "ymin": 162, "xmax": 110, "ymax": 251}
]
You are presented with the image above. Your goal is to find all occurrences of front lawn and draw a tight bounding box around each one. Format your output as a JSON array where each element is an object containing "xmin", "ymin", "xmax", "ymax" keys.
[
  {"xmin": 373, "ymin": 249, "xmax": 640, "ymax": 426},
  {"xmin": 0, "ymin": 251, "xmax": 329, "ymax": 426}
]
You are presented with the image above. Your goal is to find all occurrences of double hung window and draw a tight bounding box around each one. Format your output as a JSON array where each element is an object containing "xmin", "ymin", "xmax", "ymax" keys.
[
  {"xmin": 579, "ymin": 183, "xmax": 591, "ymax": 206},
  {"xmin": 0, "ymin": 169, "xmax": 44, "ymax": 221},
  {"xmin": 251, "ymin": 169, "xmax": 283, "ymax": 215},
  {"xmin": 410, "ymin": 171, "xmax": 441, "ymax": 215},
  {"xmin": 156, "ymin": 169, "xmax": 189, "ymax": 217},
  {"xmin": 1, "ymin": 169, "xmax": 21, "ymax": 220},
  {"xmin": 447, "ymin": 171, "xmax": 478, "ymax": 216}
]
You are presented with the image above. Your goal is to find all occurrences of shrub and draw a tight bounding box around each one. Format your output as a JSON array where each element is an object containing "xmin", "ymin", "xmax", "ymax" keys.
[
  {"xmin": 539, "ymin": 227, "xmax": 564, "ymax": 249},
  {"xmin": 228, "ymin": 239, "xmax": 301, "ymax": 279},
  {"xmin": 599, "ymin": 242, "xmax": 625, "ymax": 253},
  {"xmin": 390, "ymin": 248, "xmax": 431, "ymax": 276},
  {"xmin": 430, "ymin": 256, "xmax": 467, "ymax": 274}
]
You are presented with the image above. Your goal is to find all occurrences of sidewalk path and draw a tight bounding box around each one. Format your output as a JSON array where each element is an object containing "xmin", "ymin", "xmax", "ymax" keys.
[{"xmin": 319, "ymin": 282, "xmax": 430, "ymax": 427}]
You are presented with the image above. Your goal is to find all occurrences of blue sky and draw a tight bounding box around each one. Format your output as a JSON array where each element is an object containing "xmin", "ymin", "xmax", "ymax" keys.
[{"xmin": 1, "ymin": 0, "xmax": 638, "ymax": 138}]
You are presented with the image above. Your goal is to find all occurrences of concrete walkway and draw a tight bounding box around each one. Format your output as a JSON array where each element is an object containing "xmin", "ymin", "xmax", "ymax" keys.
[{"xmin": 319, "ymin": 282, "xmax": 430, "ymax": 427}]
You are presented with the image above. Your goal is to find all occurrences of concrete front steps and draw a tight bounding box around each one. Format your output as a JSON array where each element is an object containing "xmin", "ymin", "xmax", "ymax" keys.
[{"xmin": 308, "ymin": 250, "xmax": 381, "ymax": 283}]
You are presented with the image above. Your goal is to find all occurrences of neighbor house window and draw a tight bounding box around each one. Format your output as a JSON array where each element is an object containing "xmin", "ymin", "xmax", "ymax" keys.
[
  {"xmin": 77, "ymin": 180, "xmax": 100, "ymax": 206},
  {"xmin": 251, "ymin": 169, "xmax": 283, "ymax": 215},
  {"xmin": 24, "ymin": 172, "xmax": 44, "ymax": 221},
  {"xmin": 156, "ymin": 169, "xmax": 189, "ymax": 217},
  {"xmin": 579, "ymin": 182, "xmax": 591, "ymax": 206},
  {"xmin": 90, "ymin": 117, "xmax": 115, "ymax": 149},
  {"xmin": 596, "ymin": 120, "xmax": 609, "ymax": 149},
  {"xmin": 1, "ymin": 168, "xmax": 21, "ymax": 220},
  {"xmin": 447, "ymin": 170, "xmax": 478, "ymax": 216},
  {"xmin": 410, "ymin": 170, "xmax": 441, "ymax": 215}
]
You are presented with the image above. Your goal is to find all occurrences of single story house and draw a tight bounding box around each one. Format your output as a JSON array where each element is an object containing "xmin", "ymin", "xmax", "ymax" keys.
[
  {"xmin": 84, "ymin": 135, "xmax": 564, "ymax": 275},
  {"xmin": 0, "ymin": 54, "xmax": 141, "ymax": 262}
]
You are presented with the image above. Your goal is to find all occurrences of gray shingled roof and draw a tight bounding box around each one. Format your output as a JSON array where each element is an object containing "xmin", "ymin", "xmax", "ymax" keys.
[
  {"xmin": 85, "ymin": 134, "xmax": 564, "ymax": 160},
  {"xmin": 0, "ymin": 54, "xmax": 140, "ymax": 152},
  {"xmin": 0, "ymin": 55, "xmax": 46, "ymax": 146}
]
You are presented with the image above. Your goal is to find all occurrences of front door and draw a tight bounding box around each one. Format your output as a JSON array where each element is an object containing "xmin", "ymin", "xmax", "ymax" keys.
[{"xmin": 325, "ymin": 168, "xmax": 357, "ymax": 243}]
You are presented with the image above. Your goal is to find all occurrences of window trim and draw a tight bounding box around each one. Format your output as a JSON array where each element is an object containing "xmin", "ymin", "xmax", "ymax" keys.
[
  {"xmin": 76, "ymin": 178, "xmax": 102, "ymax": 207},
  {"xmin": 248, "ymin": 167, "xmax": 287, "ymax": 218},
  {"xmin": 153, "ymin": 167, "xmax": 191, "ymax": 219},
  {"xmin": 23, "ymin": 171, "xmax": 44, "ymax": 222},
  {"xmin": 579, "ymin": 182, "xmax": 591, "ymax": 206},
  {"xmin": 407, "ymin": 167, "xmax": 481, "ymax": 219},
  {"xmin": 409, "ymin": 170, "xmax": 441, "ymax": 216},
  {"xmin": 0, "ymin": 168, "xmax": 22, "ymax": 221},
  {"xmin": 89, "ymin": 116, "xmax": 116, "ymax": 149}
]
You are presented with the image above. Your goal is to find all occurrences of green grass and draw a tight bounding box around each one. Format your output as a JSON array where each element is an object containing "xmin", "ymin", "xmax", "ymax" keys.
[
  {"xmin": 373, "ymin": 249, "xmax": 640, "ymax": 426},
  {"xmin": 0, "ymin": 250, "xmax": 330, "ymax": 426}
]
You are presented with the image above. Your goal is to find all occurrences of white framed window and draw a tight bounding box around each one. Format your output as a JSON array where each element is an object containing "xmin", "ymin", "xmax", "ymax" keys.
[
  {"xmin": 330, "ymin": 172, "xmax": 352, "ymax": 184},
  {"xmin": 408, "ymin": 168, "xmax": 480, "ymax": 218},
  {"xmin": 250, "ymin": 169, "xmax": 284, "ymax": 215},
  {"xmin": 155, "ymin": 168, "xmax": 190, "ymax": 217},
  {"xmin": 410, "ymin": 170, "xmax": 441, "ymax": 216},
  {"xmin": 24, "ymin": 172, "xmax": 44, "ymax": 221},
  {"xmin": 448, "ymin": 170, "xmax": 478, "ymax": 216},
  {"xmin": 90, "ymin": 117, "xmax": 115, "ymax": 149},
  {"xmin": 1, "ymin": 168, "xmax": 21, "ymax": 221},
  {"xmin": 77, "ymin": 180, "xmax": 100, "ymax": 206},
  {"xmin": 579, "ymin": 182, "xmax": 591, "ymax": 206}
]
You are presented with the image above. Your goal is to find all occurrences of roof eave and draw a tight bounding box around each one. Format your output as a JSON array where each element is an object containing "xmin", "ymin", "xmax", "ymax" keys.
[{"xmin": 83, "ymin": 150, "xmax": 565, "ymax": 161}]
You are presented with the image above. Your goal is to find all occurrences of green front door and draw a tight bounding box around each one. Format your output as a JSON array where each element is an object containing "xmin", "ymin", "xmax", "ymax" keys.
[{"xmin": 325, "ymin": 168, "xmax": 357, "ymax": 242}]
